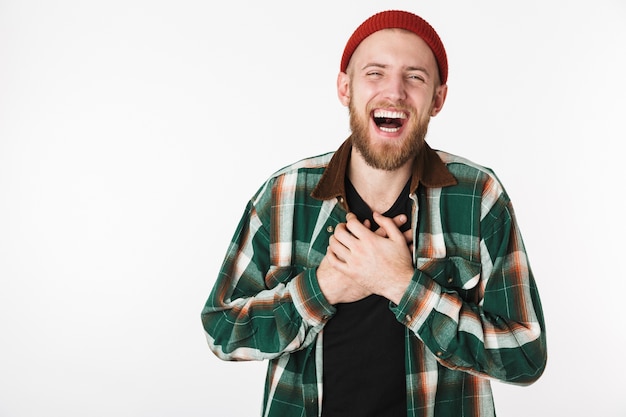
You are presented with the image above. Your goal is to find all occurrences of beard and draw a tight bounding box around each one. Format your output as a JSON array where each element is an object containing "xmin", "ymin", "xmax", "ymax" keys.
[{"xmin": 349, "ymin": 98, "xmax": 430, "ymax": 171}]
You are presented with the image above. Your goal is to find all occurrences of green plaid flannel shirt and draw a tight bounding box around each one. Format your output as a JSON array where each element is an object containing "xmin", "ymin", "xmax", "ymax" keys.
[{"xmin": 202, "ymin": 138, "xmax": 547, "ymax": 417}]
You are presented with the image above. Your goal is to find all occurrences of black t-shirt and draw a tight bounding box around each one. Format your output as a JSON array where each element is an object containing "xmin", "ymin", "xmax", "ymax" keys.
[{"xmin": 321, "ymin": 179, "xmax": 412, "ymax": 417}]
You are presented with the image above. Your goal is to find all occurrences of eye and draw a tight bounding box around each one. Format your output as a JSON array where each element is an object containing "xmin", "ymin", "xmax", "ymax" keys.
[{"xmin": 407, "ymin": 74, "xmax": 425, "ymax": 82}]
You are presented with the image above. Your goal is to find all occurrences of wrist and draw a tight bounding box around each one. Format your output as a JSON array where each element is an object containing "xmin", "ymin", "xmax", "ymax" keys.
[
  {"xmin": 379, "ymin": 269, "xmax": 413, "ymax": 305},
  {"xmin": 291, "ymin": 268, "xmax": 335, "ymax": 325}
]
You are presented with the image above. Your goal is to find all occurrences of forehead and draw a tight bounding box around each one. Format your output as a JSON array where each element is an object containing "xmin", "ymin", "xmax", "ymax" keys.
[{"xmin": 349, "ymin": 28, "xmax": 437, "ymax": 70}]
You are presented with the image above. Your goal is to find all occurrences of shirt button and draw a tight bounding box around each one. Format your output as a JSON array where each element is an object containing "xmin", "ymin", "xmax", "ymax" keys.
[
  {"xmin": 447, "ymin": 278, "xmax": 453, "ymax": 284},
  {"xmin": 437, "ymin": 351, "xmax": 443, "ymax": 357},
  {"xmin": 326, "ymin": 225, "xmax": 334, "ymax": 233},
  {"xmin": 405, "ymin": 314, "xmax": 412, "ymax": 322}
]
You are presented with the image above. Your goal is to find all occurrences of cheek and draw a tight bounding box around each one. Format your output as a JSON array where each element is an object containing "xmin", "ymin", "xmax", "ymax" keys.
[{"xmin": 349, "ymin": 81, "xmax": 377, "ymax": 106}]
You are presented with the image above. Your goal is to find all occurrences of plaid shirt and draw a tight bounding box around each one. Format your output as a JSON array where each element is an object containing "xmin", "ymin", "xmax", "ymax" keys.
[{"xmin": 201, "ymin": 138, "xmax": 547, "ymax": 417}]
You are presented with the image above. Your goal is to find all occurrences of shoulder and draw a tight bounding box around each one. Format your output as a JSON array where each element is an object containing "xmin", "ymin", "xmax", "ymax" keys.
[
  {"xmin": 435, "ymin": 150, "xmax": 511, "ymax": 215},
  {"xmin": 250, "ymin": 151, "xmax": 335, "ymax": 205},
  {"xmin": 269, "ymin": 151, "xmax": 335, "ymax": 179},
  {"xmin": 436, "ymin": 150, "xmax": 498, "ymax": 181}
]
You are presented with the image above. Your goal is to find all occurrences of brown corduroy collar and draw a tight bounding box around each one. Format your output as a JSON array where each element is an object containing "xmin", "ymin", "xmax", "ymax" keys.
[{"xmin": 311, "ymin": 136, "xmax": 457, "ymax": 202}]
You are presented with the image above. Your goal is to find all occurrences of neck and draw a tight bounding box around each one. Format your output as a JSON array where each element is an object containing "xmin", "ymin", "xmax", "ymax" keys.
[{"xmin": 347, "ymin": 148, "xmax": 413, "ymax": 214}]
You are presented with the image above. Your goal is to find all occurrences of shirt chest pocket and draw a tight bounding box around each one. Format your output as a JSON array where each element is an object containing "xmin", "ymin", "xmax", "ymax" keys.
[{"xmin": 415, "ymin": 256, "xmax": 482, "ymax": 301}]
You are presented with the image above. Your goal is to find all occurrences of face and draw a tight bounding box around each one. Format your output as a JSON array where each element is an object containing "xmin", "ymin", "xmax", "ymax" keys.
[{"xmin": 338, "ymin": 29, "xmax": 448, "ymax": 171}]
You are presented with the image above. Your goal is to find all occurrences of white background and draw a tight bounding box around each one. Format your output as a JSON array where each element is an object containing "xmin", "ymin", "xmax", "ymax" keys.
[{"xmin": 1, "ymin": 0, "xmax": 625, "ymax": 416}]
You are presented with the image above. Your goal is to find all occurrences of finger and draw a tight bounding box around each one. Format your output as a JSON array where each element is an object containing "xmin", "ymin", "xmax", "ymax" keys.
[
  {"xmin": 327, "ymin": 236, "xmax": 350, "ymax": 263},
  {"xmin": 373, "ymin": 227, "xmax": 387, "ymax": 237},
  {"xmin": 324, "ymin": 245, "xmax": 346, "ymax": 269},
  {"xmin": 392, "ymin": 214, "xmax": 408, "ymax": 228},
  {"xmin": 403, "ymin": 229, "xmax": 413, "ymax": 246},
  {"xmin": 332, "ymin": 222, "xmax": 356, "ymax": 247},
  {"xmin": 375, "ymin": 214, "xmax": 408, "ymax": 237},
  {"xmin": 372, "ymin": 212, "xmax": 404, "ymax": 242},
  {"xmin": 344, "ymin": 212, "xmax": 371, "ymax": 239}
]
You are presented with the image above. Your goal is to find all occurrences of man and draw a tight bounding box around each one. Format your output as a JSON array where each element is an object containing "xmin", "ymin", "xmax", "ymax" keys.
[{"xmin": 201, "ymin": 9, "xmax": 547, "ymax": 417}]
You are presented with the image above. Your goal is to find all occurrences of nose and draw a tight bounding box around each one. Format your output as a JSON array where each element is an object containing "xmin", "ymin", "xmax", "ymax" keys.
[{"xmin": 382, "ymin": 74, "xmax": 407, "ymax": 102}]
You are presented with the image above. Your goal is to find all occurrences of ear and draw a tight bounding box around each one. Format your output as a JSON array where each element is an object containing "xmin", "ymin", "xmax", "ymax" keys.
[
  {"xmin": 336, "ymin": 71, "xmax": 350, "ymax": 107},
  {"xmin": 430, "ymin": 84, "xmax": 448, "ymax": 117}
]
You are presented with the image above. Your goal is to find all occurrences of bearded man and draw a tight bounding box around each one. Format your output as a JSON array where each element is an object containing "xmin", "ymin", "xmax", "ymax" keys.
[{"xmin": 201, "ymin": 10, "xmax": 547, "ymax": 417}]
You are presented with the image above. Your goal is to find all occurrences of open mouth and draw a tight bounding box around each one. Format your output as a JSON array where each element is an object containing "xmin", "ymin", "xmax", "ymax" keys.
[{"xmin": 372, "ymin": 109, "xmax": 407, "ymax": 133}]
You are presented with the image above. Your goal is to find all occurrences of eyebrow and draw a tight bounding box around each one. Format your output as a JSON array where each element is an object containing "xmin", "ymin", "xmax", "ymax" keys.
[
  {"xmin": 361, "ymin": 63, "xmax": 431, "ymax": 75},
  {"xmin": 406, "ymin": 66, "xmax": 430, "ymax": 75},
  {"xmin": 361, "ymin": 62, "xmax": 386, "ymax": 70}
]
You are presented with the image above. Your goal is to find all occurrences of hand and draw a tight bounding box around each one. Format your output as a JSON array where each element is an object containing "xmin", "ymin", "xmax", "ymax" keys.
[
  {"xmin": 326, "ymin": 212, "xmax": 414, "ymax": 305},
  {"xmin": 317, "ymin": 254, "xmax": 372, "ymax": 304},
  {"xmin": 366, "ymin": 214, "xmax": 414, "ymax": 253}
]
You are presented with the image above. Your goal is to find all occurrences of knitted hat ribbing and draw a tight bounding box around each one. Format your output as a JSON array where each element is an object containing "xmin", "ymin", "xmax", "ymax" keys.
[{"xmin": 340, "ymin": 10, "xmax": 448, "ymax": 84}]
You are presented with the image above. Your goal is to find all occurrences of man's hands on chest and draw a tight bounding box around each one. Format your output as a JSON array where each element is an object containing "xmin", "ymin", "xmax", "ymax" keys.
[{"xmin": 317, "ymin": 212, "xmax": 415, "ymax": 305}]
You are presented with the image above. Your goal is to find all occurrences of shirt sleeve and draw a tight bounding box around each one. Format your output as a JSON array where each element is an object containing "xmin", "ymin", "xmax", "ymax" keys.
[
  {"xmin": 391, "ymin": 195, "xmax": 547, "ymax": 385},
  {"xmin": 200, "ymin": 190, "xmax": 335, "ymax": 362}
]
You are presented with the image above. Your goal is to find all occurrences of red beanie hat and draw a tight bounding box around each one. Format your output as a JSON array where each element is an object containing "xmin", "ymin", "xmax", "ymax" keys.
[{"xmin": 340, "ymin": 10, "xmax": 448, "ymax": 84}]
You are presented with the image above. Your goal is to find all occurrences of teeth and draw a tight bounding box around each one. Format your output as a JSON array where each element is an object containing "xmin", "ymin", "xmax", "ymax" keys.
[
  {"xmin": 380, "ymin": 126, "xmax": 401, "ymax": 133},
  {"xmin": 373, "ymin": 110, "xmax": 407, "ymax": 119}
]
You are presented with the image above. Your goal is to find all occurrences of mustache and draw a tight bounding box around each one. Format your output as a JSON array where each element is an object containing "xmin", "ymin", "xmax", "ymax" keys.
[{"xmin": 366, "ymin": 101, "xmax": 416, "ymax": 115}]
